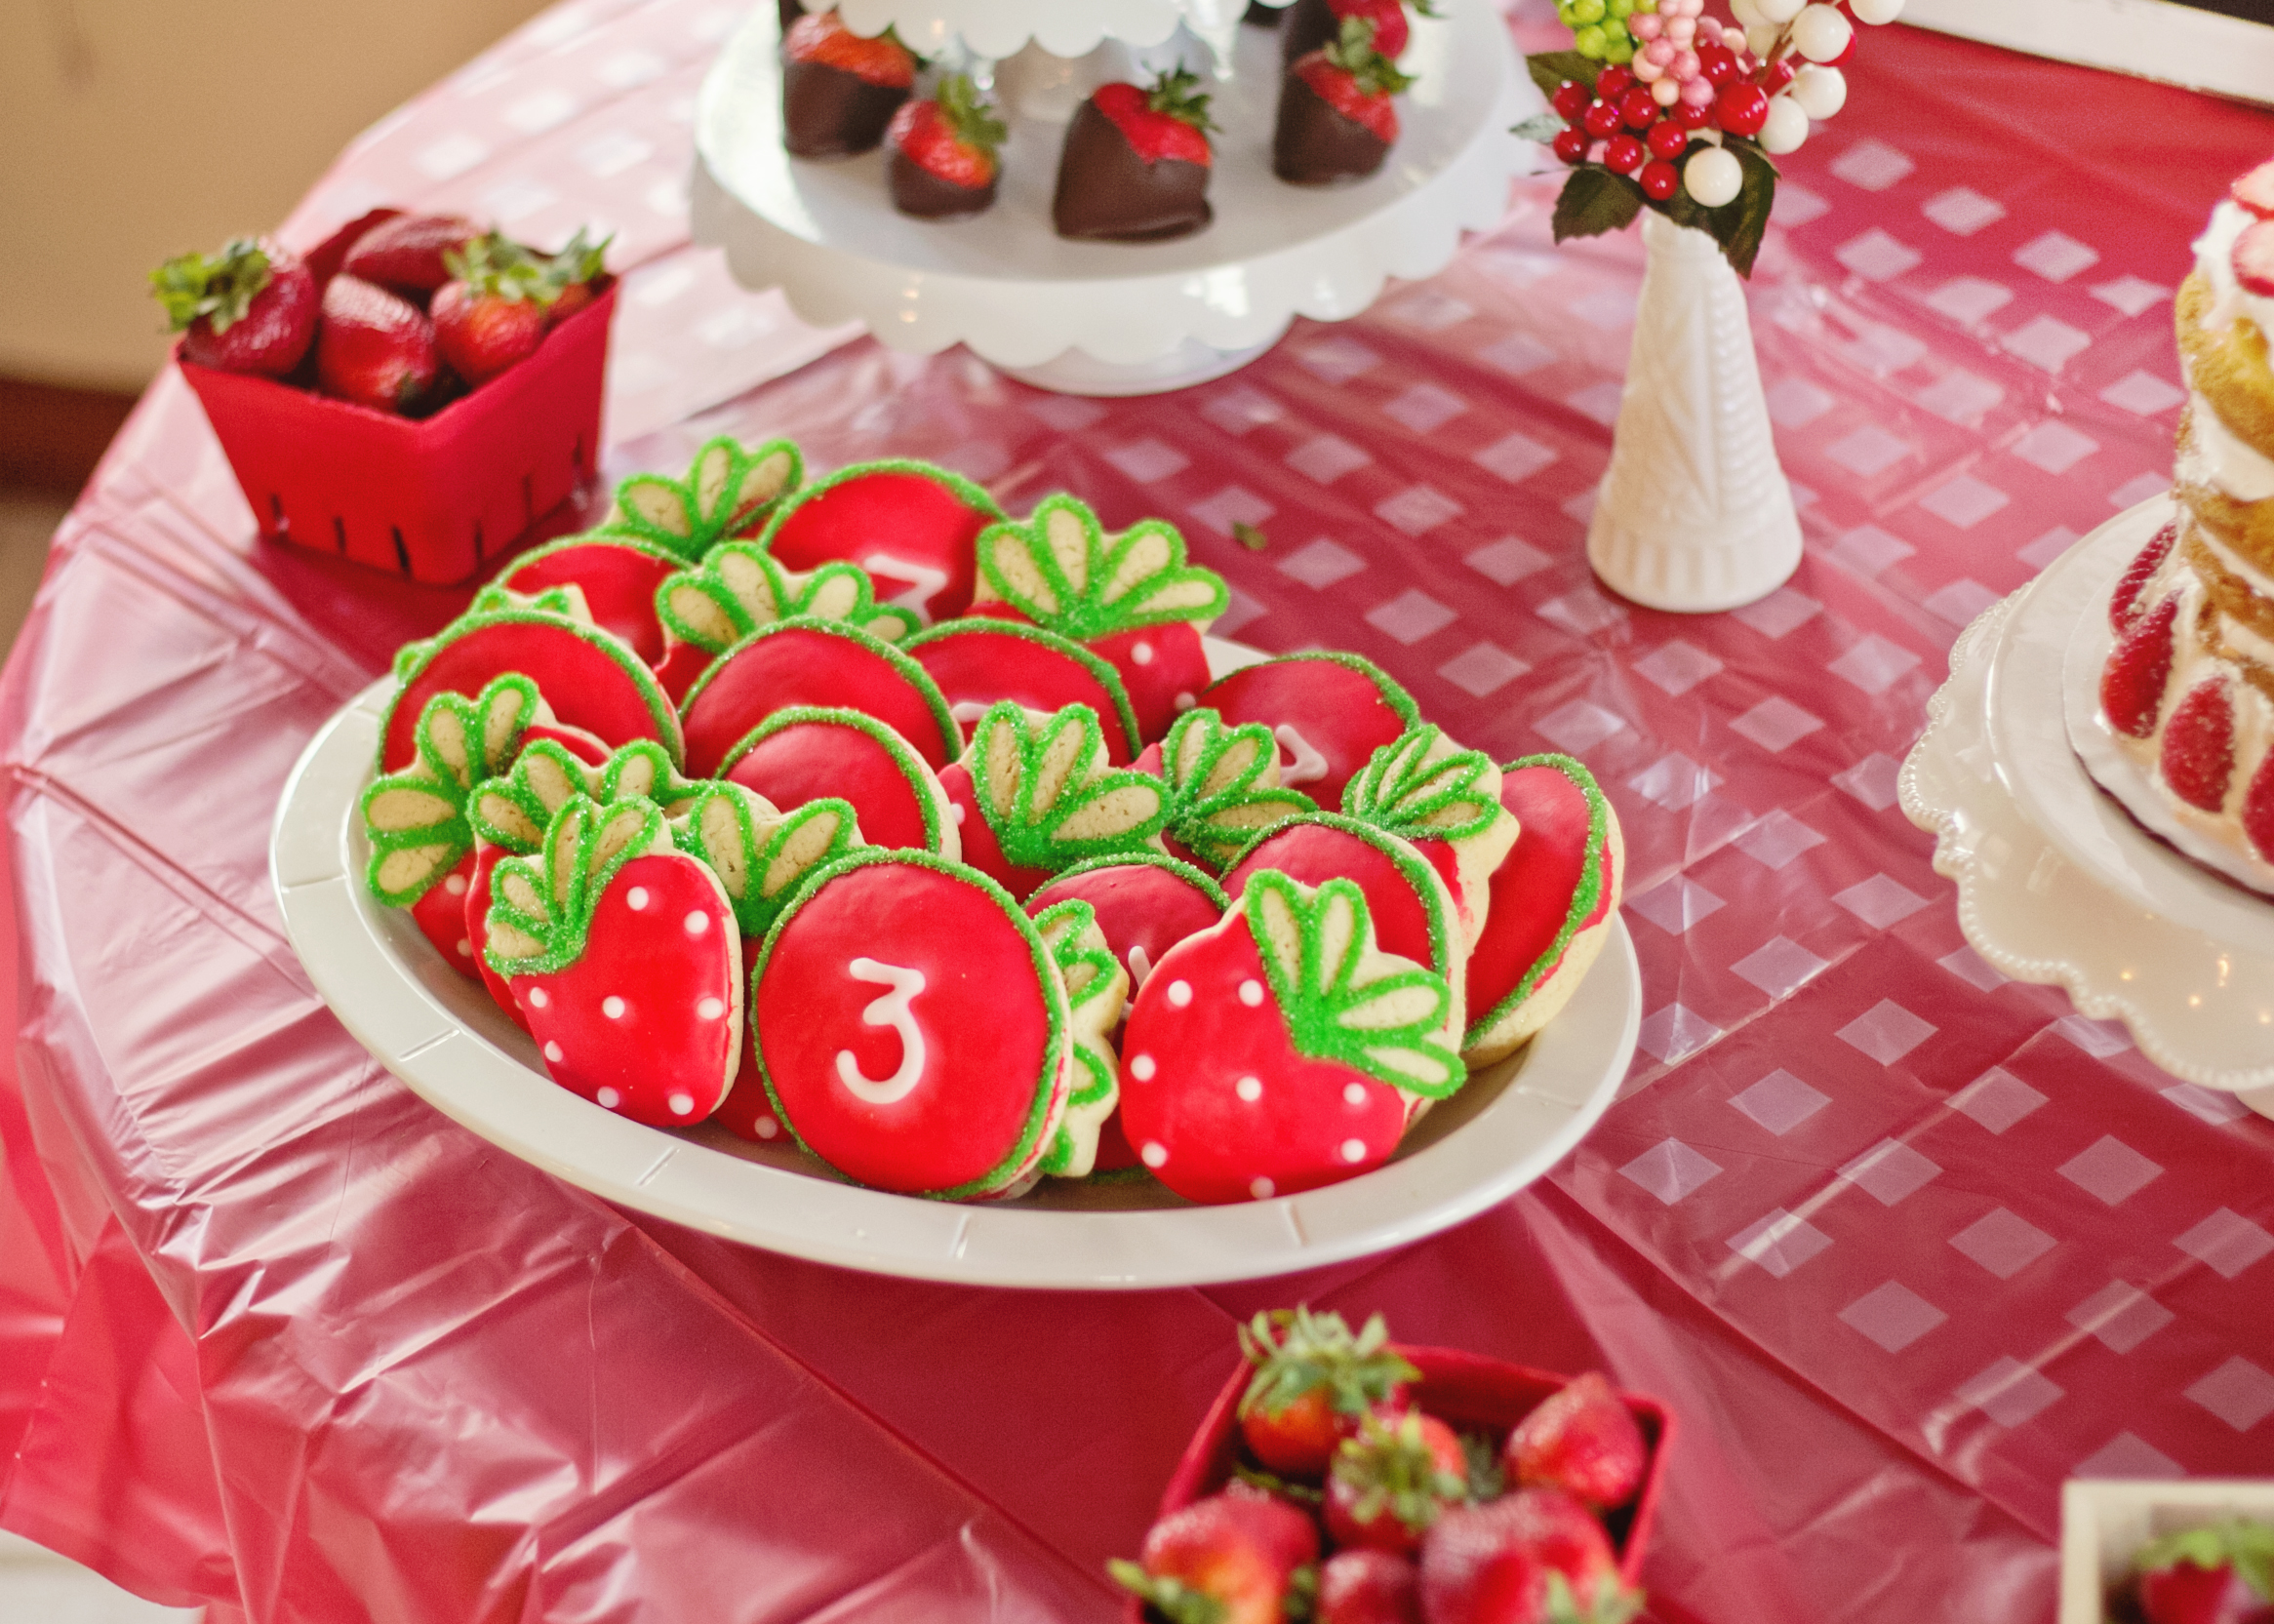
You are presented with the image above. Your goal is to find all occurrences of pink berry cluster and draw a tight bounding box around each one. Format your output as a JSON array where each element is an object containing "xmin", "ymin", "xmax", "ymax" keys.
[{"xmin": 1547, "ymin": 0, "xmax": 1903, "ymax": 210}]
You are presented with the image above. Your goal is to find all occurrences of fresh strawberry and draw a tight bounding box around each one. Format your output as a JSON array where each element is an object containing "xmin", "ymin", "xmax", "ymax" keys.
[
  {"xmin": 2111, "ymin": 521, "xmax": 2177, "ymax": 632},
  {"xmin": 1419, "ymin": 1489, "xmax": 1642, "ymax": 1624},
  {"xmin": 2100, "ymin": 593, "xmax": 2180, "ymax": 738},
  {"xmin": 150, "ymin": 237, "xmax": 318, "ymax": 377},
  {"xmin": 485, "ymin": 796, "xmax": 742, "ymax": 1126},
  {"xmin": 1326, "ymin": 1410, "xmax": 1470, "ymax": 1555},
  {"xmin": 538, "ymin": 227, "xmax": 612, "ymax": 326},
  {"xmin": 2245, "ymin": 752, "xmax": 2274, "ymax": 864},
  {"xmin": 1294, "ymin": 19, "xmax": 1413, "ymax": 144},
  {"xmin": 1502, "ymin": 1374, "xmax": 1646, "ymax": 1513},
  {"xmin": 432, "ymin": 231, "xmax": 550, "ymax": 385},
  {"xmin": 1319, "ymin": 1549, "xmax": 1424, "ymax": 1624},
  {"xmin": 2233, "ymin": 218, "xmax": 2274, "ymax": 297},
  {"xmin": 315, "ymin": 273, "xmax": 441, "ymax": 413},
  {"xmin": 1117, "ymin": 872, "xmax": 1459, "ymax": 1205},
  {"xmin": 2162, "ymin": 679, "xmax": 2237, "ymax": 811},
  {"xmin": 1110, "ymin": 1491, "xmax": 1321, "ymax": 1624},
  {"xmin": 783, "ymin": 10, "xmax": 917, "ymax": 85},
  {"xmin": 889, "ymin": 72, "xmax": 1006, "ymax": 192},
  {"xmin": 340, "ymin": 213, "xmax": 482, "ymax": 295},
  {"xmin": 1096, "ymin": 70, "xmax": 1217, "ymax": 166},
  {"xmin": 302, "ymin": 207, "xmax": 402, "ymax": 285},
  {"xmin": 2236, "ymin": 161, "xmax": 2274, "ymax": 220},
  {"xmin": 2131, "ymin": 1518, "xmax": 2274, "ymax": 1624},
  {"xmin": 1237, "ymin": 1306, "xmax": 1419, "ymax": 1478}
]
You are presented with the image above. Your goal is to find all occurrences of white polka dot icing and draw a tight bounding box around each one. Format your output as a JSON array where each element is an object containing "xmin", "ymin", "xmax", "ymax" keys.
[
  {"xmin": 1344, "ymin": 1082, "xmax": 1368, "ymax": 1106},
  {"xmin": 1238, "ymin": 979, "xmax": 1264, "ymax": 1007},
  {"xmin": 668, "ymin": 1092, "xmax": 695, "ymax": 1117},
  {"xmin": 697, "ymin": 996, "xmax": 726, "ymax": 1020},
  {"xmin": 456, "ymin": 938, "xmax": 472, "ymax": 959},
  {"xmin": 543, "ymin": 1041, "xmax": 563, "ymax": 1062},
  {"xmin": 527, "ymin": 987, "xmax": 549, "ymax": 1009},
  {"xmin": 1130, "ymin": 1052, "xmax": 1156, "ymax": 1081},
  {"xmin": 1235, "ymin": 1076, "xmax": 1262, "ymax": 1103},
  {"xmin": 597, "ymin": 1087, "xmax": 620, "ymax": 1109},
  {"xmin": 1132, "ymin": 641, "xmax": 1156, "ymax": 665},
  {"xmin": 1140, "ymin": 1141, "xmax": 1168, "ymax": 1168},
  {"xmin": 626, "ymin": 887, "xmax": 650, "ymax": 911},
  {"xmin": 755, "ymin": 1115, "xmax": 779, "ymax": 1139},
  {"xmin": 1340, "ymin": 1138, "xmax": 1367, "ymax": 1164},
  {"xmin": 1250, "ymin": 1176, "xmax": 1275, "ymax": 1200},
  {"xmin": 1167, "ymin": 979, "xmax": 1193, "ymax": 1008},
  {"xmin": 445, "ymin": 874, "xmax": 468, "ymax": 897},
  {"xmin": 684, "ymin": 910, "xmax": 709, "ymax": 936},
  {"xmin": 602, "ymin": 996, "xmax": 626, "ymax": 1019}
]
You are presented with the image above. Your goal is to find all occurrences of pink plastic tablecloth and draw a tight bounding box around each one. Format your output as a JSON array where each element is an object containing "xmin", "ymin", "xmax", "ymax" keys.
[{"xmin": 3, "ymin": 5, "xmax": 2271, "ymax": 1620}]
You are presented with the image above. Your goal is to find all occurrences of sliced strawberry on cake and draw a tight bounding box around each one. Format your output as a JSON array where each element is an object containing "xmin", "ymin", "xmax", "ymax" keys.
[
  {"xmin": 756, "ymin": 458, "xmax": 1003, "ymax": 623},
  {"xmin": 936, "ymin": 701, "xmax": 1169, "ymax": 900},
  {"xmin": 1276, "ymin": 18, "xmax": 1413, "ymax": 185},
  {"xmin": 151, "ymin": 236, "xmax": 319, "ymax": 378},
  {"xmin": 888, "ymin": 72, "xmax": 1007, "ymax": 219},
  {"xmin": 781, "ymin": 11, "xmax": 918, "ymax": 158},
  {"xmin": 1053, "ymin": 67, "xmax": 1218, "ymax": 242}
]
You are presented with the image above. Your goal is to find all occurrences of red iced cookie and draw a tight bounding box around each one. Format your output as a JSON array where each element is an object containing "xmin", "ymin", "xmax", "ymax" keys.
[
  {"xmin": 970, "ymin": 495, "xmax": 1227, "ymax": 742},
  {"xmin": 905, "ymin": 618, "xmax": 1142, "ymax": 763},
  {"xmin": 485, "ymin": 798, "xmax": 742, "ymax": 1127},
  {"xmin": 677, "ymin": 617, "xmax": 958, "ymax": 776},
  {"xmin": 1339, "ymin": 726, "xmax": 1520, "ymax": 945},
  {"xmin": 1117, "ymin": 872, "xmax": 1458, "ymax": 1204},
  {"xmin": 501, "ymin": 533, "xmax": 683, "ymax": 666},
  {"xmin": 601, "ymin": 435, "xmax": 804, "ymax": 562},
  {"xmin": 1462, "ymin": 755, "xmax": 1625, "ymax": 1067},
  {"xmin": 1198, "ymin": 652, "xmax": 1420, "ymax": 811},
  {"xmin": 719, "ymin": 705, "xmax": 957, "ymax": 855},
  {"xmin": 758, "ymin": 459, "xmax": 1004, "ymax": 624},
  {"xmin": 749, "ymin": 850, "xmax": 1071, "ymax": 1198},
  {"xmin": 1027, "ymin": 851, "xmax": 1227, "ymax": 996},
  {"xmin": 380, "ymin": 603, "xmax": 682, "ymax": 773},
  {"xmin": 654, "ymin": 542, "xmax": 923, "ymax": 706},
  {"xmin": 1140, "ymin": 707, "xmax": 1317, "ymax": 871},
  {"xmin": 936, "ymin": 702, "xmax": 1168, "ymax": 900}
]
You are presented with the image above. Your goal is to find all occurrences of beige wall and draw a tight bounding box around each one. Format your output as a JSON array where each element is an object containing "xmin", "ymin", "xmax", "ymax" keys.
[{"xmin": 1, "ymin": 0, "xmax": 557, "ymax": 393}]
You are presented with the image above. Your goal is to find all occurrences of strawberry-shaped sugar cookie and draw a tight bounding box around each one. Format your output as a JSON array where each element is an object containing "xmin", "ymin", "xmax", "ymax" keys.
[
  {"xmin": 757, "ymin": 459, "xmax": 1003, "ymax": 624},
  {"xmin": 1462, "ymin": 755, "xmax": 1623, "ymax": 1068},
  {"xmin": 1117, "ymin": 872, "xmax": 1458, "ymax": 1204},
  {"xmin": 601, "ymin": 435, "xmax": 803, "ymax": 563},
  {"xmin": 1141, "ymin": 707, "xmax": 1316, "ymax": 870},
  {"xmin": 937, "ymin": 702, "xmax": 1169, "ymax": 900},
  {"xmin": 484, "ymin": 796, "xmax": 742, "ymax": 1126},
  {"xmin": 501, "ymin": 532, "xmax": 684, "ymax": 667},
  {"xmin": 1223, "ymin": 812, "xmax": 1467, "ymax": 1067},
  {"xmin": 1340, "ymin": 726, "xmax": 1519, "ymax": 943},
  {"xmin": 1029, "ymin": 899, "xmax": 1129, "ymax": 1178},
  {"xmin": 380, "ymin": 599, "xmax": 682, "ymax": 773},
  {"xmin": 905, "ymin": 618, "xmax": 1142, "ymax": 763},
  {"xmin": 1026, "ymin": 851, "xmax": 1226, "ymax": 997},
  {"xmin": 656, "ymin": 543, "xmax": 921, "ymax": 701},
  {"xmin": 970, "ymin": 495, "xmax": 1228, "ymax": 742},
  {"xmin": 749, "ymin": 850, "xmax": 1072, "ymax": 1199},
  {"xmin": 1199, "ymin": 652, "xmax": 1420, "ymax": 811},
  {"xmin": 677, "ymin": 616, "xmax": 959, "ymax": 776},
  {"xmin": 719, "ymin": 705, "xmax": 959, "ymax": 857}
]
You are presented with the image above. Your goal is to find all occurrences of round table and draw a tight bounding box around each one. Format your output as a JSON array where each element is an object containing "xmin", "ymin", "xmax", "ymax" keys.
[{"xmin": 1, "ymin": 5, "xmax": 2270, "ymax": 1619}]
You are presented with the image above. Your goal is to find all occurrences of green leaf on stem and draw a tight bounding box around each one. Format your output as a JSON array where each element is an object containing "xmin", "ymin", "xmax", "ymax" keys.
[
  {"xmin": 1552, "ymin": 167, "xmax": 1646, "ymax": 244},
  {"xmin": 1525, "ymin": 50, "xmax": 1597, "ymax": 101}
]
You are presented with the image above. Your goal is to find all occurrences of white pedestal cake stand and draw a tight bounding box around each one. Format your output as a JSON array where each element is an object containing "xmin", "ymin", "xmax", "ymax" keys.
[
  {"xmin": 1899, "ymin": 497, "xmax": 2274, "ymax": 1109},
  {"xmin": 691, "ymin": 0, "xmax": 1537, "ymax": 394}
]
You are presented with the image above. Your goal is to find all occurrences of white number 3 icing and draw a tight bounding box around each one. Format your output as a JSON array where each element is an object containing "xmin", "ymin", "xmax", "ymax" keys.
[
  {"xmin": 834, "ymin": 957, "xmax": 929, "ymax": 1104},
  {"xmin": 1275, "ymin": 724, "xmax": 1329, "ymax": 787}
]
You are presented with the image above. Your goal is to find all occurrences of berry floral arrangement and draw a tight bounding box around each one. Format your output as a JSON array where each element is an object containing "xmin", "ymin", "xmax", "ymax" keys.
[{"xmin": 1516, "ymin": 0, "xmax": 1905, "ymax": 275}]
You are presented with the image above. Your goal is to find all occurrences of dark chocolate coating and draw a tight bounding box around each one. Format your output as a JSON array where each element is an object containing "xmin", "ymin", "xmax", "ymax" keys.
[
  {"xmin": 781, "ymin": 58, "xmax": 910, "ymax": 158},
  {"xmin": 890, "ymin": 147, "xmax": 999, "ymax": 218},
  {"xmin": 1273, "ymin": 70, "xmax": 1390, "ymax": 184},
  {"xmin": 1280, "ymin": 0, "xmax": 1342, "ymax": 64},
  {"xmin": 1244, "ymin": 0, "xmax": 1284, "ymax": 23},
  {"xmin": 778, "ymin": 0, "xmax": 803, "ymax": 33},
  {"xmin": 1052, "ymin": 100, "xmax": 1213, "ymax": 243}
]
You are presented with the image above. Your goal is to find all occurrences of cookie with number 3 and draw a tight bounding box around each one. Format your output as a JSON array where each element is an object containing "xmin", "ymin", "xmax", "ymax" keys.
[{"xmin": 749, "ymin": 850, "xmax": 1077, "ymax": 1200}]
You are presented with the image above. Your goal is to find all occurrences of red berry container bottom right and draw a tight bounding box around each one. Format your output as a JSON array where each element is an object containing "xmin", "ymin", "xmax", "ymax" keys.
[
  {"xmin": 1128, "ymin": 1344, "xmax": 1674, "ymax": 1622},
  {"xmin": 177, "ymin": 279, "xmax": 616, "ymax": 586}
]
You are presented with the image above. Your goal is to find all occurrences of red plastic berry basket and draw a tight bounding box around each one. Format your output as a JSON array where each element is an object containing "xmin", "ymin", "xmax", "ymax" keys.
[
  {"xmin": 178, "ymin": 279, "xmax": 616, "ymax": 586},
  {"xmin": 1129, "ymin": 1344, "xmax": 1673, "ymax": 1621}
]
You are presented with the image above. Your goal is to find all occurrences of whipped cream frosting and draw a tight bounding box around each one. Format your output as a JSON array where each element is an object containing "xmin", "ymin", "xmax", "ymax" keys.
[
  {"xmin": 2181, "ymin": 390, "xmax": 2274, "ymax": 504},
  {"xmin": 2195, "ymin": 200, "xmax": 2274, "ymax": 339}
]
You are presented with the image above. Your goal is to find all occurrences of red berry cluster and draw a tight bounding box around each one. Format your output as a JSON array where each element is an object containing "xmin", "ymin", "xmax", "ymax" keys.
[{"xmin": 1549, "ymin": 51, "xmax": 1775, "ymax": 200}]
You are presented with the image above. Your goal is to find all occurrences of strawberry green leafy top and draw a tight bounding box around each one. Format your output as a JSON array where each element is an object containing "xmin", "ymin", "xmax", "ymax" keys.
[
  {"xmin": 1323, "ymin": 17, "xmax": 1416, "ymax": 98},
  {"xmin": 966, "ymin": 701, "xmax": 1169, "ymax": 872},
  {"xmin": 150, "ymin": 237, "xmax": 277, "ymax": 334},
  {"xmin": 1244, "ymin": 870, "xmax": 1460, "ymax": 1097},
  {"xmin": 469, "ymin": 738, "xmax": 601, "ymax": 855},
  {"xmin": 671, "ymin": 783, "xmax": 861, "ymax": 941},
  {"xmin": 1238, "ymin": 1305, "xmax": 1417, "ymax": 1421},
  {"xmin": 934, "ymin": 72, "xmax": 1009, "ymax": 155},
  {"xmin": 362, "ymin": 674, "xmax": 545, "ymax": 907},
  {"xmin": 485, "ymin": 796, "xmax": 668, "ymax": 977},
  {"xmin": 974, "ymin": 494, "xmax": 1226, "ymax": 643},
  {"xmin": 1156, "ymin": 708, "xmax": 1315, "ymax": 869},
  {"xmin": 658, "ymin": 542, "xmax": 919, "ymax": 657},
  {"xmin": 601, "ymin": 435, "xmax": 804, "ymax": 562},
  {"xmin": 1340, "ymin": 725, "xmax": 1499, "ymax": 845}
]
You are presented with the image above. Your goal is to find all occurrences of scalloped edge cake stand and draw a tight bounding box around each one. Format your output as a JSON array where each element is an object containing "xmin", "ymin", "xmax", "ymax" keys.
[
  {"xmin": 691, "ymin": 0, "xmax": 1536, "ymax": 395},
  {"xmin": 1899, "ymin": 497, "xmax": 2274, "ymax": 1105},
  {"xmin": 808, "ymin": 0, "xmax": 1292, "ymax": 62}
]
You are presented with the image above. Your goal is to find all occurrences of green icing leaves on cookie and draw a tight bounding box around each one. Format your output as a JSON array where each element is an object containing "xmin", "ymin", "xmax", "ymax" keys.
[
  {"xmin": 968, "ymin": 701, "xmax": 1168, "ymax": 873},
  {"xmin": 602, "ymin": 436, "xmax": 804, "ymax": 561},
  {"xmin": 484, "ymin": 796, "xmax": 667, "ymax": 977},
  {"xmin": 1341, "ymin": 726, "xmax": 1500, "ymax": 845},
  {"xmin": 595, "ymin": 738, "xmax": 705, "ymax": 815},
  {"xmin": 975, "ymin": 494, "xmax": 1227, "ymax": 642},
  {"xmin": 657, "ymin": 542, "xmax": 921, "ymax": 657},
  {"xmin": 672, "ymin": 782, "xmax": 860, "ymax": 941},
  {"xmin": 1244, "ymin": 870, "xmax": 1461, "ymax": 1099},
  {"xmin": 469, "ymin": 739, "xmax": 600, "ymax": 856},
  {"xmin": 1031, "ymin": 897, "xmax": 1129, "ymax": 1177},
  {"xmin": 1157, "ymin": 708, "xmax": 1316, "ymax": 869},
  {"xmin": 362, "ymin": 674, "xmax": 544, "ymax": 907}
]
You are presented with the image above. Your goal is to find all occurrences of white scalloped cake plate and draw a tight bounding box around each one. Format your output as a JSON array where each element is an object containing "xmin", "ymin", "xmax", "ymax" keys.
[
  {"xmin": 810, "ymin": 0, "xmax": 1291, "ymax": 61},
  {"xmin": 1900, "ymin": 498, "xmax": 2274, "ymax": 1096},
  {"xmin": 689, "ymin": 0, "xmax": 1536, "ymax": 375},
  {"xmin": 270, "ymin": 641, "xmax": 1640, "ymax": 1288}
]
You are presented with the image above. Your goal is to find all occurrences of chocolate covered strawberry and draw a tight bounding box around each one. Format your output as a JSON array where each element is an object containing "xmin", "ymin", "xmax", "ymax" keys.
[
  {"xmin": 757, "ymin": 458, "xmax": 1002, "ymax": 623},
  {"xmin": 605, "ymin": 434, "xmax": 805, "ymax": 563},
  {"xmin": 889, "ymin": 73, "xmax": 1007, "ymax": 219},
  {"xmin": 1029, "ymin": 899, "xmax": 1130, "ymax": 1176},
  {"xmin": 153, "ymin": 236, "xmax": 319, "ymax": 377},
  {"xmin": 1277, "ymin": 18, "xmax": 1413, "ymax": 185},
  {"xmin": 720, "ymin": 705, "xmax": 959, "ymax": 857},
  {"xmin": 1282, "ymin": 0, "xmax": 1428, "ymax": 63},
  {"xmin": 1327, "ymin": 1410, "xmax": 1470, "ymax": 1555},
  {"xmin": 907, "ymin": 618, "xmax": 1142, "ymax": 762},
  {"xmin": 660, "ymin": 544, "xmax": 921, "ymax": 684},
  {"xmin": 781, "ymin": 11, "xmax": 917, "ymax": 158},
  {"xmin": 1200, "ymin": 652, "xmax": 1421, "ymax": 810},
  {"xmin": 484, "ymin": 796, "xmax": 742, "ymax": 1126},
  {"xmin": 1110, "ymin": 1490, "xmax": 1321, "ymax": 1624},
  {"xmin": 936, "ymin": 701, "xmax": 1168, "ymax": 899},
  {"xmin": 1238, "ymin": 1306, "xmax": 1418, "ymax": 1478},
  {"xmin": 1341, "ymin": 727, "xmax": 1518, "ymax": 942},
  {"xmin": 1117, "ymin": 872, "xmax": 1458, "ymax": 1204},
  {"xmin": 677, "ymin": 617, "xmax": 958, "ymax": 777},
  {"xmin": 1419, "ymin": 1488, "xmax": 1643, "ymax": 1624},
  {"xmin": 1054, "ymin": 67, "xmax": 1217, "ymax": 242},
  {"xmin": 1145, "ymin": 708, "xmax": 1317, "ymax": 870},
  {"xmin": 341, "ymin": 213, "xmax": 481, "ymax": 295},
  {"xmin": 316, "ymin": 272, "xmax": 441, "ymax": 413},
  {"xmin": 970, "ymin": 495, "xmax": 1228, "ymax": 741},
  {"xmin": 1503, "ymin": 1373, "xmax": 1646, "ymax": 1514},
  {"xmin": 431, "ymin": 231, "xmax": 551, "ymax": 385},
  {"xmin": 2130, "ymin": 1519, "xmax": 2274, "ymax": 1624}
]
